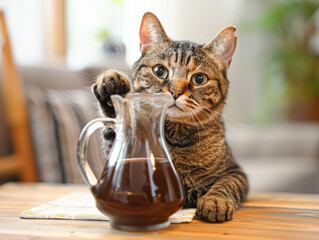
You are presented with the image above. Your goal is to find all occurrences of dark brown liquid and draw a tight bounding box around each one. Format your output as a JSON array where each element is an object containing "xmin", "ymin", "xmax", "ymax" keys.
[{"xmin": 93, "ymin": 158, "xmax": 184, "ymax": 227}]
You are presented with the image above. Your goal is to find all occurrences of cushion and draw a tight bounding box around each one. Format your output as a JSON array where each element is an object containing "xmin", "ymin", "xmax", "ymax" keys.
[{"xmin": 27, "ymin": 86, "xmax": 104, "ymax": 183}]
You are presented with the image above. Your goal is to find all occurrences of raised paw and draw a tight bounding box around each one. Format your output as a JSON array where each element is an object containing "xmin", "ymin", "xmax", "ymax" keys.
[
  {"xmin": 92, "ymin": 70, "xmax": 131, "ymax": 105},
  {"xmin": 197, "ymin": 196, "xmax": 234, "ymax": 223}
]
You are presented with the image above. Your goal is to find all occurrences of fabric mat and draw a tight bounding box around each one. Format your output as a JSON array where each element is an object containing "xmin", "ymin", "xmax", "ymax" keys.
[{"xmin": 20, "ymin": 192, "xmax": 197, "ymax": 223}]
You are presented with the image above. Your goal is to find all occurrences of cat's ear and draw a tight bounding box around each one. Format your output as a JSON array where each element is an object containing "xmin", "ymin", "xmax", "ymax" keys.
[
  {"xmin": 204, "ymin": 25, "xmax": 237, "ymax": 69},
  {"xmin": 139, "ymin": 12, "xmax": 171, "ymax": 52}
]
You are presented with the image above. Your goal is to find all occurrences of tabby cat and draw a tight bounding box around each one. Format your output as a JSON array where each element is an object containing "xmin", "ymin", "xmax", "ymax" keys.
[{"xmin": 92, "ymin": 12, "xmax": 248, "ymax": 223}]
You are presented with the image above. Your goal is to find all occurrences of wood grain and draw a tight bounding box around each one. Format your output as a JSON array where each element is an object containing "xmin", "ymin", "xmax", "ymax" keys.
[
  {"xmin": 0, "ymin": 11, "xmax": 38, "ymax": 182},
  {"xmin": 0, "ymin": 183, "xmax": 318, "ymax": 240}
]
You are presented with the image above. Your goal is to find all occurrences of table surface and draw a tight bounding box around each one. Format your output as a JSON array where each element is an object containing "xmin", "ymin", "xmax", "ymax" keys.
[{"xmin": 0, "ymin": 183, "xmax": 319, "ymax": 240}]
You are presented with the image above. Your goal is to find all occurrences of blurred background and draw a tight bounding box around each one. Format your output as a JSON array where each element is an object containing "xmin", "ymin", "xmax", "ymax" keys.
[{"xmin": 0, "ymin": 0, "xmax": 318, "ymax": 193}]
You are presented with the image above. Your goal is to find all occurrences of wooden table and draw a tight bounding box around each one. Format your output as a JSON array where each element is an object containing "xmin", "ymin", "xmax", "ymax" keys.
[{"xmin": 0, "ymin": 183, "xmax": 318, "ymax": 240}]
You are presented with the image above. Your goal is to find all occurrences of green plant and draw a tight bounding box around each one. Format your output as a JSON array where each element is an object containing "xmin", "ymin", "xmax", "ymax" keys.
[{"xmin": 247, "ymin": 0, "xmax": 319, "ymax": 122}]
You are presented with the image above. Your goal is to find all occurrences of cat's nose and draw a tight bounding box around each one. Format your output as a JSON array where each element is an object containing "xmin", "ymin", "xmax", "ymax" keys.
[{"xmin": 169, "ymin": 87, "xmax": 183, "ymax": 100}]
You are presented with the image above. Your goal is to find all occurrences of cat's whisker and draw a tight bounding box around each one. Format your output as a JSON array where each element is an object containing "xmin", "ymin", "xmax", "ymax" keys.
[
  {"xmin": 194, "ymin": 109, "xmax": 216, "ymax": 134},
  {"xmin": 188, "ymin": 107, "xmax": 209, "ymax": 136},
  {"xmin": 199, "ymin": 107, "xmax": 243, "ymax": 137},
  {"xmin": 221, "ymin": 113, "xmax": 259, "ymax": 128},
  {"xmin": 197, "ymin": 110, "xmax": 221, "ymax": 132},
  {"xmin": 147, "ymin": 103, "xmax": 155, "ymax": 120},
  {"xmin": 197, "ymin": 108, "xmax": 224, "ymax": 130},
  {"xmin": 206, "ymin": 104, "xmax": 258, "ymax": 128},
  {"xmin": 199, "ymin": 109, "xmax": 241, "ymax": 137},
  {"xmin": 199, "ymin": 107, "xmax": 224, "ymax": 123},
  {"xmin": 185, "ymin": 110, "xmax": 201, "ymax": 142},
  {"xmin": 137, "ymin": 101, "xmax": 155, "ymax": 120}
]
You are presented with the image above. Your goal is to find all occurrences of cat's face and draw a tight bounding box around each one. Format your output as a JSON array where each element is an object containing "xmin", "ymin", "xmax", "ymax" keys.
[{"xmin": 132, "ymin": 12, "xmax": 237, "ymax": 124}]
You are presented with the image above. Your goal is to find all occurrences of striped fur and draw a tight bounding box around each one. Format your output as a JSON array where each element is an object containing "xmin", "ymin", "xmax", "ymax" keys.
[{"xmin": 92, "ymin": 12, "xmax": 248, "ymax": 222}]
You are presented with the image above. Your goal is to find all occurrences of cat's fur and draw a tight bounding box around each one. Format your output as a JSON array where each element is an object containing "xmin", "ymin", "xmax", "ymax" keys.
[{"xmin": 92, "ymin": 12, "xmax": 248, "ymax": 223}]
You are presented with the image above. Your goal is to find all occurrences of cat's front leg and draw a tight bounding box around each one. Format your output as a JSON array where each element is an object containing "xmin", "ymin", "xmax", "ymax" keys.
[
  {"xmin": 197, "ymin": 170, "xmax": 248, "ymax": 223},
  {"xmin": 92, "ymin": 70, "xmax": 131, "ymax": 117}
]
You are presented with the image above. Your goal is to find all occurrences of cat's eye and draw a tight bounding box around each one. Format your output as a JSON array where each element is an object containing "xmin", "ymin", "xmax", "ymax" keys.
[
  {"xmin": 152, "ymin": 65, "xmax": 168, "ymax": 79},
  {"xmin": 191, "ymin": 73, "xmax": 208, "ymax": 86}
]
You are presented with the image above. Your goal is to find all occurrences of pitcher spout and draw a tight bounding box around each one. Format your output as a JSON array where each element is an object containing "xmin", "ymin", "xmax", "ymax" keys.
[{"xmin": 110, "ymin": 94, "xmax": 125, "ymax": 119}]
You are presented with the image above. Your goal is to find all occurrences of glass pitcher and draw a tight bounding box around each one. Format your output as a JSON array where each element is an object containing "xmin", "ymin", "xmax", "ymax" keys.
[{"xmin": 76, "ymin": 93, "xmax": 184, "ymax": 231}]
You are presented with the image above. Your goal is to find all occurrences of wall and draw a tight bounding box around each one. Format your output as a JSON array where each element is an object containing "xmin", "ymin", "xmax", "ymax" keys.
[{"xmin": 0, "ymin": 0, "xmax": 44, "ymax": 65}]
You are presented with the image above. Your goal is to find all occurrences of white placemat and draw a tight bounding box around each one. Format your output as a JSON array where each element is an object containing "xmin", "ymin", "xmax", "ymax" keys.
[{"xmin": 20, "ymin": 192, "xmax": 197, "ymax": 223}]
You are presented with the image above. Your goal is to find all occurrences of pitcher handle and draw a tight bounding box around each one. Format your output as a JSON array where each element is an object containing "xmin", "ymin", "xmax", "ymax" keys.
[{"xmin": 76, "ymin": 118, "xmax": 117, "ymax": 188}]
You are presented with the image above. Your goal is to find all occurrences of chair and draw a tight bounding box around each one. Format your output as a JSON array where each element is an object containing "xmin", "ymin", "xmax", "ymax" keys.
[{"xmin": 0, "ymin": 11, "xmax": 38, "ymax": 181}]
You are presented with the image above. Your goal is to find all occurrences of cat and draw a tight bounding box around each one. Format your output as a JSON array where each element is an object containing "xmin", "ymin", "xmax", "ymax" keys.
[{"xmin": 92, "ymin": 12, "xmax": 248, "ymax": 223}]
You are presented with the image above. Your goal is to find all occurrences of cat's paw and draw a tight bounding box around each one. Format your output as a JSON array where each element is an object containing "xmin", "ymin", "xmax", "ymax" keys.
[
  {"xmin": 92, "ymin": 70, "xmax": 131, "ymax": 105},
  {"xmin": 197, "ymin": 196, "xmax": 234, "ymax": 223}
]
